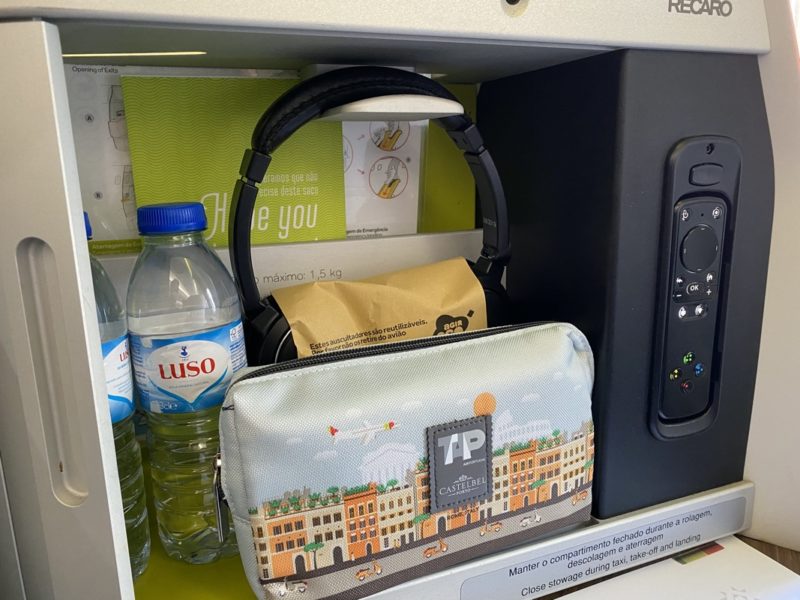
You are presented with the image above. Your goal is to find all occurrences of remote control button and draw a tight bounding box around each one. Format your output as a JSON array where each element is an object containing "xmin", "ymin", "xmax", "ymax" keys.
[
  {"xmin": 680, "ymin": 380, "xmax": 694, "ymax": 394},
  {"xmin": 694, "ymin": 363, "xmax": 705, "ymax": 377},
  {"xmin": 705, "ymin": 271, "xmax": 716, "ymax": 284},
  {"xmin": 705, "ymin": 285, "xmax": 717, "ymax": 299},
  {"xmin": 689, "ymin": 163, "xmax": 723, "ymax": 187},
  {"xmin": 678, "ymin": 306, "xmax": 688, "ymax": 319},
  {"xmin": 712, "ymin": 206, "xmax": 723, "ymax": 219},
  {"xmin": 686, "ymin": 282, "xmax": 705, "ymax": 296},
  {"xmin": 683, "ymin": 352, "xmax": 695, "ymax": 365},
  {"xmin": 675, "ymin": 275, "xmax": 685, "ymax": 286},
  {"xmin": 669, "ymin": 368, "xmax": 682, "ymax": 381},
  {"xmin": 694, "ymin": 304, "xmax": 706, "ymax": 317},
  {"xmin": 681, "ymin": 208, "xmax": 691, "ymax": 222},
  {"xmin": 681, "ymin": 225, "xmax": 719, "ymax": 273}
]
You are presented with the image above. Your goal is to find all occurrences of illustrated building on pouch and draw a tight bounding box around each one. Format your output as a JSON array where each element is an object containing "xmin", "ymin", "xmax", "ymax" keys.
[
  {"xmin": 358, "ymin": 443, "xmax": 418, "ymax": 486},
  {"xmin": 343, "ymin": 484, "xmax": 379, "ymax": 560},
  {"xmin": 560, "ymin": 422, "xmax": 595, "ymax": 494},
  {"xmin": 250, "ymin": 422, "xmax": 595, "ymax": 581}
]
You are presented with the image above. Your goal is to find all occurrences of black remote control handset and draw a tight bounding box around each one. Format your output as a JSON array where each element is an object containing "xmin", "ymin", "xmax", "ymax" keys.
[{"xmin": 651, "ymin": 138, "xmax": 740, "ymax": 439}]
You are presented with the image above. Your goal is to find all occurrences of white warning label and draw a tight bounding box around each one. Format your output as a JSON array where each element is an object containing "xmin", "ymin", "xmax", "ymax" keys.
[{"xmin": 461, "ymin": 497, "xmax": 745, "ymax": 599}]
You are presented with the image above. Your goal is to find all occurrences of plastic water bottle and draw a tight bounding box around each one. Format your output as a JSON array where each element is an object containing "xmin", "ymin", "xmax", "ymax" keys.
[
  {"xmin": 85, "ymin": 212, "xmax": 150, "ymax": 579},
  {"xmin": 127, "ymin": 203, "xmax": 245, "ymax": 564}
]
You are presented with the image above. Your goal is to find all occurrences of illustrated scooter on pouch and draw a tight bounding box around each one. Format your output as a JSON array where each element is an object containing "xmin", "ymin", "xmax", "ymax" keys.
[
  {"xmin": 423, "ymin": 538, "xmax": 448, "ymax": 559},
  {"xmin": 478, "ymin": 520, "xmax": 503, "ymax": 536},
  {"xmin": 378, "ymin": 157, "xmax": 402, "ymax": 199},
  {"xmin": 373, "ymin": 121, "xmax": 403, "ymax": 151},
  {"xmin": 328, "ymin": 421, "xmax": 397, "ymax": 445},
  {"xmin": 572, "ymin": 489, "xmax": 589, "ymax": 505},
  {"xmin": 277, "ymin": 578, "xmax": 307, "ymax": 597},
  {"xmin": 355, "ymin": 560, "xmax": 383, "ymax": 582},
  {"xmin": 519, "ymin": 513, "xmax": 542, "ymax": 527}
]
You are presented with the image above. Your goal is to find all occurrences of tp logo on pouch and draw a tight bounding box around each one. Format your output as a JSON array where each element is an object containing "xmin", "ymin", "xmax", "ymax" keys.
[
  {"xmin": 433, "ymin": 310, "xmax": 474, "ymax": 335},
  {"xmin": 427, "ymin": 416, "xmax": 492, "ymax": 512}
]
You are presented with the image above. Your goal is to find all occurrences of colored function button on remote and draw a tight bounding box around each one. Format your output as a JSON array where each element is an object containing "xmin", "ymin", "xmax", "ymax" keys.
[
  {"xmin": 680, "ymin": 380, "xmax": 694, "ymax": 394},
  {"xmin": 694, "ymin": 363, "xmax": 705, "ymax": 377},
  {"xmin": 683, "ymin": 352, "xmax": 695, "ymax": 365},
  {"xmin": 669, "ymin": 368, "xmax": 682, "ymax": 381}
]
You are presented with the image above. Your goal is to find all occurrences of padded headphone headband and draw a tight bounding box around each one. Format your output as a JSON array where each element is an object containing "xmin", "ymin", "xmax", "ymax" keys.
[{"xmin": 229, "ymin": 66, "xmax": 510, "ymax": 318}]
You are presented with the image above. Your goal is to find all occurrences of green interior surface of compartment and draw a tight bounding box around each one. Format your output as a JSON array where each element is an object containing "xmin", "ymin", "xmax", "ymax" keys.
[
  {"xmin": 419, "ymin": 83, "xmax": 478, "ymax": 234},
  {"xmin": 122, "ymin": 76, "xmax": 347, "ymax": 249},
  {"xmin": 122, "ymin": 75, "xmax": 478, "ymax": 254},
  {"xmin": 134, "ymin": 452, "xmax": 253, "ymax": 598}
]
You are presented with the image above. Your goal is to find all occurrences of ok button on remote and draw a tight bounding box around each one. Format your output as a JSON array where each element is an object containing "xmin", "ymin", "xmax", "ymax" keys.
[{"xmin": 686, "ymin": 282, "xmax": 706, "ymax": 296}]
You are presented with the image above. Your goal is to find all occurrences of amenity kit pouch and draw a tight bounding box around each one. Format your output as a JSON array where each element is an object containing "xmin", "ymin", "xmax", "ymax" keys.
[{"xmin": 219, "ymin": 322, "xmax": 595, "ymax": 599}]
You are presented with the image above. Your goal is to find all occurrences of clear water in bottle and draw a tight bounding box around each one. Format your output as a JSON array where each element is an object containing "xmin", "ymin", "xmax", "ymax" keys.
[
  {"xmin": 85, "ymin": 212, "xmax": 150, "ymax": 579},
  {"xmin": 126, "ymin": 203, "xmax": 245, "ymax": 564}
]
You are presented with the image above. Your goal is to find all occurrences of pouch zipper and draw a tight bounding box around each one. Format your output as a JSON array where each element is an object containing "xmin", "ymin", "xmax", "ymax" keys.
[
  {"xmin": 213, "ymin": 454, "xmax": 229, "ymax": 544},
  {"xmin": 235, "ymin": 322, "xmax": 541, "ymax": 384},
  {"xmin": 215, "ymin": 322, "xmax": 545, "ymax": 544}
]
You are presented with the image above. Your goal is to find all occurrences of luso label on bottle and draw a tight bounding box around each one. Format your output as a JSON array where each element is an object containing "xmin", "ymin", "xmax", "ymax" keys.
[
  {"xmin": 102, "ymin": 333, "xmax": 135, "ymax": 423},
  {"xmin": 130, "ymin": 320, "xmax": 247, "ymax": 413}
]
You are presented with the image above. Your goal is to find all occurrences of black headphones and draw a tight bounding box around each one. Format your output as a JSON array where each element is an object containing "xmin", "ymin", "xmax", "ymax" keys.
[{"xmin": 229, "ymin": 66, "xmax": 511, "ymax": 365}]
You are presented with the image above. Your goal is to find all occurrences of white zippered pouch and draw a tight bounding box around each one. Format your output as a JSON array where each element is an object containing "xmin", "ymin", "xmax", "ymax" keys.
[{"xmin": 219, "ymin": 322, "xmax": 595, "ymax": 599}]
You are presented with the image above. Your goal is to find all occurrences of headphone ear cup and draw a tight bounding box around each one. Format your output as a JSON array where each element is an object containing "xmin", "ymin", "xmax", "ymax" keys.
[
  {"xmin": 244, "ymin": 301, "xmax": 298, "ymax": 365},
  {"xmin": 270, "ymin": 314, "xmax": 298, "ymax": 363},
  {"xmin": 472, "ymin": 268, "xmax": 513, "ymax": 327}
]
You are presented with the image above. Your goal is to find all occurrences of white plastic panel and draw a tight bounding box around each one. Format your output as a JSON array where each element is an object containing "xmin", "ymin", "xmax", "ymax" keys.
[
  {"xmin": 0, "ymin": 0, "xmax": 769, "ymax": 55},
  {"xmin": 54, "ymin": 23, "xmax": 605, "ymax": 82},
  {"xmin": 367, "ymin": 482, "xmax": 753, "ymax": 600},
  {"xmin": 0, "ymin": 457, "xmax": 25, "ymax": 600},
  {"xmin": 98, "ymin": 230, "xmax": 484, "ymax": 304},
  {"xmin": 319, "ymin": 95, "xmax": 463, "ymax": 122},
  {"xmin": 0, "ymin": 20, "xmax": 131, "ymax": 600},
  {"xmin": 745, "ymin": 0, "xmax": 800, "ymax": 552}
]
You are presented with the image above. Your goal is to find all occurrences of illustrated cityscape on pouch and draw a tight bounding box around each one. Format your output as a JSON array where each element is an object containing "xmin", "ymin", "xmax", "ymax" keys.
[{"xmin": 248, "ymin": 392, "xmax": 595, "ymax": 584}]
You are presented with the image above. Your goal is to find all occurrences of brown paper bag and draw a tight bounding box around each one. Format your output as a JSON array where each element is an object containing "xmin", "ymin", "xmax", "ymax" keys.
[{"xmin": 271, "ymin": 257, "xmax": 488, "ymax": 357}]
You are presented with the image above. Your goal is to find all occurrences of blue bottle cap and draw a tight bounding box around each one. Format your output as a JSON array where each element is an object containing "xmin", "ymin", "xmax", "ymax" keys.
[
  {"xmin": 83, "ymin": 211, "xmax": 93, "ymax": 240},
  {"xmin": 137, "ymin": 202, "xmax": 207, "ymax": 235}
]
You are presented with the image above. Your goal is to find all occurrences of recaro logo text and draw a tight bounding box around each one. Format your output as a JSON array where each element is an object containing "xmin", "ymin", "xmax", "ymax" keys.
[{"xmin": 668, "ymin": 0, "xmax": 733, "ymax": 17}]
